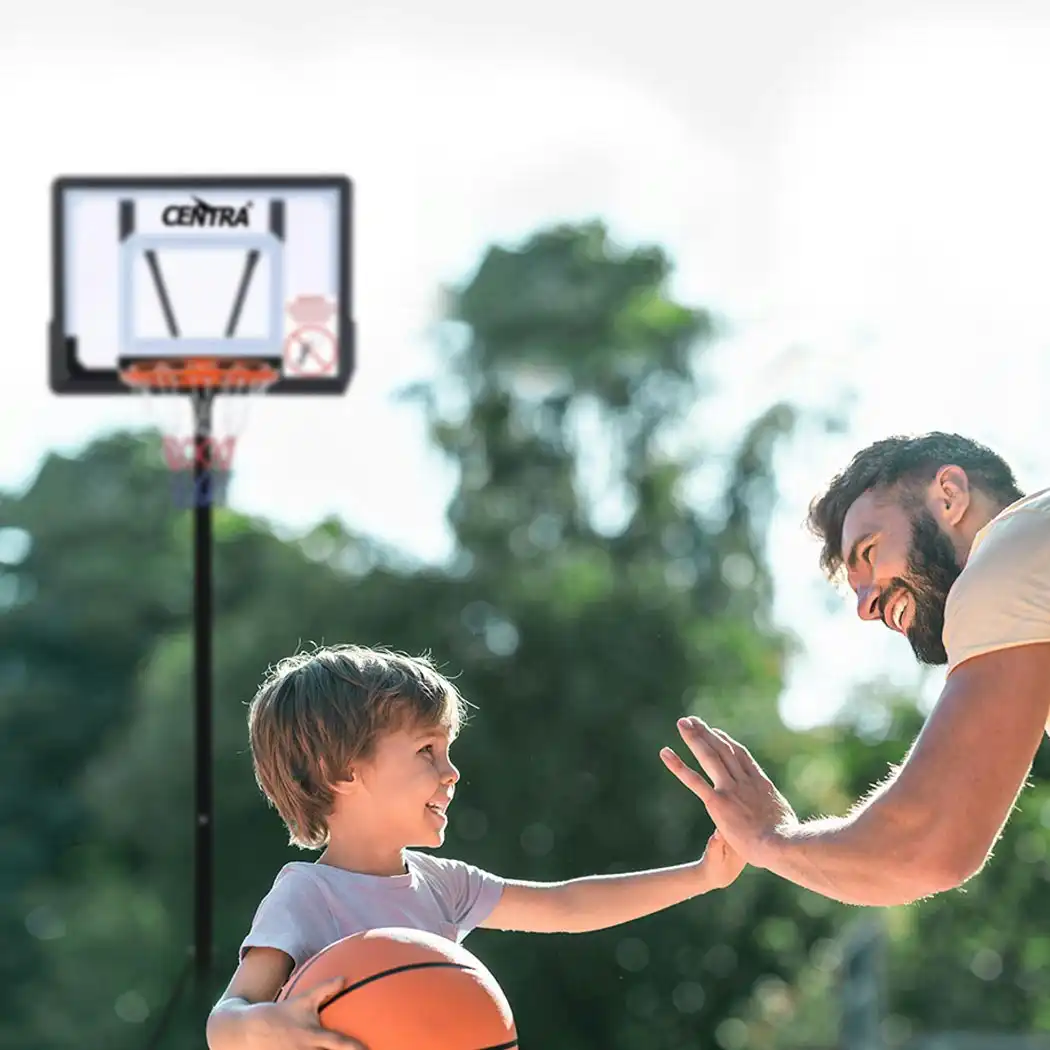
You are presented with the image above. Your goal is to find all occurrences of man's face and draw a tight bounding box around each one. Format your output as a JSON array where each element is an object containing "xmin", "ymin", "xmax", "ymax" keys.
[{"xmin": 840, "ymin": 490, "xmax": 965, "ymax": 665}]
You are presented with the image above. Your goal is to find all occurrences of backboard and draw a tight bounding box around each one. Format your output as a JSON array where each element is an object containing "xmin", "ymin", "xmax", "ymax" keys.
[{"xmin": 49, "ymin": 175, "xmax": 354, "ymax": 395}]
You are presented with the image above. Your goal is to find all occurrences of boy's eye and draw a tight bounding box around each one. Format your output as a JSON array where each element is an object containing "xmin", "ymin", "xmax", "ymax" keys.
[{"xmin": 419, "ymin": 744, "xmax": 434, "ymax": 755}]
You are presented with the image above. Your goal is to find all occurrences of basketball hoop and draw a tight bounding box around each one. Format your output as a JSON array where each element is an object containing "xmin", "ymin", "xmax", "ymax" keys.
[
  {"xmin": 49, "ymin": 176, "xmax": 352, "ymax": 512},
  {"xmin": 49, "ymin": 176, "xmax": 354, "ymax": 1010},
  {"xmin": 121, "ymin": 356, "xmax": 279, "ymax": 509}
]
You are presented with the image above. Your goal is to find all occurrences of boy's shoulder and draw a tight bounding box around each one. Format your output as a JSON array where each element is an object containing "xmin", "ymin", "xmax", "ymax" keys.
[
  {"xmin": 404, "ymin": 850, "xmax": 505, "ymax": 896},
  {"xmin": 251, "ymin": 861, "xmax": 326, "ymax": 909},
  {"xmin": 263, "ymin": 855, "xmax": 459, "ymax": 892},
  {"xmin": 403, "ymin": 849, "xmax": 454, "ymax": 874},
  {"xmin": 267, "ymin": 860, "xmax": 319, "ymax": 888},
  {"xmin": 403, "ymin": 849, "xmax": 485, "ymax": 880},
  {"xmin": 255, "ymin": 853, "xmax": 497, "ymax": 900}
]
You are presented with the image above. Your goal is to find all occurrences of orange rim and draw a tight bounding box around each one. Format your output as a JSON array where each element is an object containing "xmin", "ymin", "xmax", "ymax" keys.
[{"xmin": 119, "ymin": 358, "xmax": 280, "ymax": 390}]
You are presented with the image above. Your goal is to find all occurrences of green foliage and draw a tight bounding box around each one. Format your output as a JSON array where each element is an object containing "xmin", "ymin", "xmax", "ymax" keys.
[{"xmin": 2, "ymin": 220, "xmax": 1045, "ymax": 1050}]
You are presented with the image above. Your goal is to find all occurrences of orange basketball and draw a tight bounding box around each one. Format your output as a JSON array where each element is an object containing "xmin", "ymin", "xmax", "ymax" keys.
[{"xmin": 277, "ymin": 927, "xmax": 517, "ymax": 1049}]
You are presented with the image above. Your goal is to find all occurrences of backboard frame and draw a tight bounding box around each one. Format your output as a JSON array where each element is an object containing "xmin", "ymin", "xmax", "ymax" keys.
[{"xmin": 49, "ymin": 174, "xmax": 354, "ymax": 396}]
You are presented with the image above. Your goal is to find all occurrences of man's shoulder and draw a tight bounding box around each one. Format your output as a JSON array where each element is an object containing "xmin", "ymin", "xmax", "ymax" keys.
[
  {"xmin": 944, "ymin": 488, "xmax": 1050, "ymax": 673},
  {"xmin": 959, "ymin": 487, "xmax": 1050, "ymax": 579}
]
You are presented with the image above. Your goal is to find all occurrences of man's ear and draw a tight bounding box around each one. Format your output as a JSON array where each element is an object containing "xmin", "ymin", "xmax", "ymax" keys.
[{"xmin": 930, "ymin": 465, "xmax": 972, "ymax": 527}]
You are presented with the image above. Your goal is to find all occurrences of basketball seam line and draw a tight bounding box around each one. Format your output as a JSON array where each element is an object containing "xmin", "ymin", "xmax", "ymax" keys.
[
  {"xmin": 313, "ymin": 960, "xmax": 473, "ymax": 1008},
  {"xmin": 304, "ymin": 959, "xmax": 518, "ymax": 1046}
]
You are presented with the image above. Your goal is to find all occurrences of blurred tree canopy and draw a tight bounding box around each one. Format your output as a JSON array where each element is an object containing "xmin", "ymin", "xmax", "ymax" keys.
[{"xmin": 3, "ymin": 221, "xmax": 1049, "ymax": 1050}]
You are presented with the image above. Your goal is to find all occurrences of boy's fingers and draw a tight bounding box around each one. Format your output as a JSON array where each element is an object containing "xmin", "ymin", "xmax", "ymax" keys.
[
  {"xmin": 305, "ymin": 979, "xmax": 366, "ymax": 1048},
  {"xmin": 322, "ymin": 1035, "xmax": 369, "ymax": 1050},
  {"xmin": 303, "ymin": 975, "xmax": 349, "ymax": 1008},
  {"xmin": 313, "ymin": 1029, "xmax": 368, "ymax": 1050}
]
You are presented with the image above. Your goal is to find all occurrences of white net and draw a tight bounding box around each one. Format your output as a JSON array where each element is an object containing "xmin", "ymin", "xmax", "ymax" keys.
[{"xmin": 129, "ymin": 363, "xmax": 276, "ymax": 507}]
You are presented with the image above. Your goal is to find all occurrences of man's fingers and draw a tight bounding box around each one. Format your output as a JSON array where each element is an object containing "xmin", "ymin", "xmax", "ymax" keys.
[
  {"xmin": 708, "ymin": 726, "xmax": 771, "ymax": 783},
  {"xmin": 677, "ymin": 717, "xmax": 735, "ymax": 786},
  {"xmin": 710, "ymin": 725, "xmax": 756, "ymax": 760},
  {"xmin": 660, "ymin": 746, "xmax": 714, "ymax": 802},
  {"xmin": 709, "ymin": 727, "xmax": 749, "ymax": 775}
]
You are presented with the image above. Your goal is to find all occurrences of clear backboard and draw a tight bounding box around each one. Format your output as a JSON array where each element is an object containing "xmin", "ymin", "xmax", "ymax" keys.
[{"xmin": 49, "ymin": 175, "xmax": 354, "ymax": 395}]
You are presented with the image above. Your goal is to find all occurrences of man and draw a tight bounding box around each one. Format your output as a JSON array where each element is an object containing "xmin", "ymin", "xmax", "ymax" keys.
[{"xmin": 661, "ymin": 432, "xmax": 1050, "ymax": 906}]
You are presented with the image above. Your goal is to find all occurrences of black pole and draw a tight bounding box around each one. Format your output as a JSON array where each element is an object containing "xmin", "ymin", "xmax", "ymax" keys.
[{"xmin": 192, "ymin": 391, "xmax": 214, "ymax": 990}]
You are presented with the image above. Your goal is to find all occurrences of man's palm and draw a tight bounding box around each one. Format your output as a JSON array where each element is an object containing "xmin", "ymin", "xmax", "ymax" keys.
[{"xmin": 661, "ymin": 716, "xmax": 797, "ymax": 863}]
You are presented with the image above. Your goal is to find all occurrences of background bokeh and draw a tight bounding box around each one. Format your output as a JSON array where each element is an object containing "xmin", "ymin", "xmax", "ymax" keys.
[{"xmin": 4, "ymin": 3, "xmax": 1050, "ymax": 1048}]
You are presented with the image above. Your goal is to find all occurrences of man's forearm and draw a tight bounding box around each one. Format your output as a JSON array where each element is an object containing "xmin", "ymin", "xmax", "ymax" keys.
[{"xmin": 757, "ymin": 798, "xmax": 966, "ymax": 907}]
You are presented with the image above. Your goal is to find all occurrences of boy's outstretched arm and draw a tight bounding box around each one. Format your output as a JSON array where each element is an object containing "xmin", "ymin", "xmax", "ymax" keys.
[{"xmin": 479, "ymin": 831, "xmax": 743, "ymax": 934}]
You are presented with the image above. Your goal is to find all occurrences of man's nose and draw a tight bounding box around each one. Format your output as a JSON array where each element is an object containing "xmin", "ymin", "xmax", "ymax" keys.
[{"xmin": 856, "ymin": 585, "xmax": 882, "ymax": 622}]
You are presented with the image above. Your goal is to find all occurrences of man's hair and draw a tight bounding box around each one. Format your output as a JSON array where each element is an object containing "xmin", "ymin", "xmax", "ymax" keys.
[
  {"xmin": 248, "ymin": 645, "xmax": 469, "ymax": 849},
  {"xmin": 807, "ymin": 432, "xmax": 1024, "ymax": 580}
]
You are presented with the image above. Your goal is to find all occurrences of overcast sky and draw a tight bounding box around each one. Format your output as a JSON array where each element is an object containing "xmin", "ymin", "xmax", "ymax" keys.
[{"xmin": 4, "ymin": 0, "xmax": 1049, "ymax": 727}]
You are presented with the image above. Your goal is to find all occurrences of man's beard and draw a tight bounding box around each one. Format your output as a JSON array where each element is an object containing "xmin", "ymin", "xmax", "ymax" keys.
[{"xmin": 884, "ymin": 510, "xmax": 964, "ymax": 666}]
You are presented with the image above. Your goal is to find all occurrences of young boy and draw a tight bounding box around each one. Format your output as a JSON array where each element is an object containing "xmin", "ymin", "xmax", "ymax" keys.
[{"xmin": 206, "ymin": 645, "xmax": 743, "ymax": 1050}]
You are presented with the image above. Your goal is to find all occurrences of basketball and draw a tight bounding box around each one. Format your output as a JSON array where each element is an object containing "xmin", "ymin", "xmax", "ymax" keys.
[{"xmin": 277, "ymin": 927, "xmax": 517, "ymax": 1050}]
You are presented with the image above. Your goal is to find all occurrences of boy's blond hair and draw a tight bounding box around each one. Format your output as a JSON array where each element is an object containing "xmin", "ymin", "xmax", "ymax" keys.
[{"xmin": 248, "ymin": 645, "xmax": 468, "ymax": 849}]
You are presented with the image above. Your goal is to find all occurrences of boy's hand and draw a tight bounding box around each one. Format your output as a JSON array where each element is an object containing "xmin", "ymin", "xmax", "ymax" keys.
[
  {"xmin": 246, "ymin": 976, "xmax": 368, "ymax": 1049},
  {"xmin": 700, "ymin": 829, "xmax": 746, "ymax": 890}
]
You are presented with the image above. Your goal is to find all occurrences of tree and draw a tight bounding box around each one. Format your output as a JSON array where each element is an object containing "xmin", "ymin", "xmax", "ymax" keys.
[
  {"xmin": 4, "ymin": 223, "xmax": 876, "ymax": 1048},
  {"xmin": 0, "ymin": 435, "xmax": 189, "ymax": 1047}
]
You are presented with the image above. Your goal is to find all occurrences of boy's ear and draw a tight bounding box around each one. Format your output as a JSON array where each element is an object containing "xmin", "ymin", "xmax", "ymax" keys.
[{"xmin": 329, "ymin": 768, "xmax": 355, "ymax": 795}]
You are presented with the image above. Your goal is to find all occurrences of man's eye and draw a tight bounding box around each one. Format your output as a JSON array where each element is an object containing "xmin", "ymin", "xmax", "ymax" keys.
[{"xmin": 419, "ymin": 745, "xmax": 434, "ymax": 755}]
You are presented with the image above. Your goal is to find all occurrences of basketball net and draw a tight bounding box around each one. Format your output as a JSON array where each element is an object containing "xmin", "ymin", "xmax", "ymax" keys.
[{"xmin": 125, "ymin": 360, "xmax": 277, "ymax": 509}]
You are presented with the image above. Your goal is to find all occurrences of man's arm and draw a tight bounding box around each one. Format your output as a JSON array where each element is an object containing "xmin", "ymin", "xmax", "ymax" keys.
[{"xmin": 663, "ymin": 643, "xmax": 1050, "ymax": 907}]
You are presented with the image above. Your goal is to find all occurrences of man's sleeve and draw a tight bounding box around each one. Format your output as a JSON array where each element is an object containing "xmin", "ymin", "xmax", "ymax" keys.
[{"xmin": 944, "ymin": 508, "xmax": 1050, "ymax": 673}]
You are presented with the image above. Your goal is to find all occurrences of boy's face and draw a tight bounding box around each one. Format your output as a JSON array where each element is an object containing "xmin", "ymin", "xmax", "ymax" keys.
[{"xmin": 351, "ymin": 722, "xmax": 460, "ymax": 850}]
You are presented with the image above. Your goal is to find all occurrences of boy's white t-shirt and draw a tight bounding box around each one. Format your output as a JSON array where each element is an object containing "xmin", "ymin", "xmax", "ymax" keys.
[{"xmin": 239, "ymin": 850, "xmax": 505, "ymax": 971}]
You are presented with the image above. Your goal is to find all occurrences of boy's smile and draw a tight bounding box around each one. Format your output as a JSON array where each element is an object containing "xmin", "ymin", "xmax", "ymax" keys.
[{"xmin": 425, "ymin": 794, "xmax": 453, "ymax": 829}]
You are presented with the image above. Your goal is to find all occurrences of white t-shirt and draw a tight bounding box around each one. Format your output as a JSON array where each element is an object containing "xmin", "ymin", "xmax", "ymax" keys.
[
  {"xmin": 944, "ymin": 488, "xmax": 1050, "ymax": 687},
  {"xmin": 239, "ymin": 850, "xmax": 505, "ymax": 971}
]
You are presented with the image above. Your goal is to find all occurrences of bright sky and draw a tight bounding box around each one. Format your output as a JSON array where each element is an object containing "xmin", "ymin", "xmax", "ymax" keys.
[{"xmin": 3, "ymin": 1, "xmax": 1050, "ymax": 729}]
